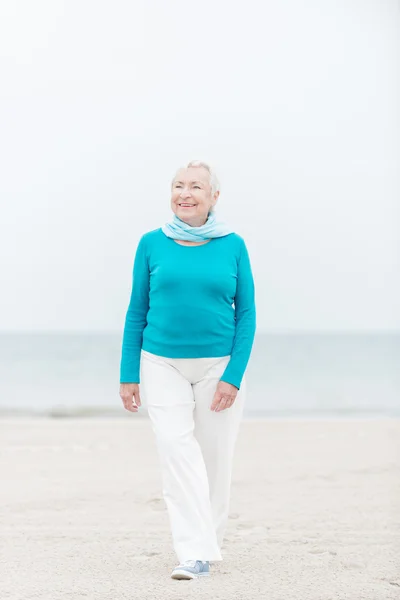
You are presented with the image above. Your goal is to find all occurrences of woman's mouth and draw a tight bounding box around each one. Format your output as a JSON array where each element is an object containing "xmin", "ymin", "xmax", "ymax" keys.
[{"xmin": 179, "ymin": 203, "xmax": 195, "ymax": 208}]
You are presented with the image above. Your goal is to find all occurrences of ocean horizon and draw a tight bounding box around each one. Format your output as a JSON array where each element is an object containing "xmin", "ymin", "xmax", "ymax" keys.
[{"xmin": 0, "ymin": 332, "xmax": 399, "ymax": 419}]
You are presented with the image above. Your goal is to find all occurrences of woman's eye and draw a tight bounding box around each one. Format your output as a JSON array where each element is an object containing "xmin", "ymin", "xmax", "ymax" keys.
[{"xmin": 194, "ymin": 186, "xmax": 200, "ymax": 189}]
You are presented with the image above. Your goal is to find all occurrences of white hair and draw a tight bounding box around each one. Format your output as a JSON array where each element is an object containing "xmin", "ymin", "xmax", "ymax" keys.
[{"xmin": 172, "ymin": 160, "xmax": 220, "ymax": 195}]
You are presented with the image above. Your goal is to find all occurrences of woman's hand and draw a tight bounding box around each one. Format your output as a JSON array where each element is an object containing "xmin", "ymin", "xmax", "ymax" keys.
[
  {"xmin": 210, "ymin": 381, "xmax": 238, "ymax": 412},
  {"xmin": 120, "ymin": 383, "xmax": 141, "ymax": 413}
]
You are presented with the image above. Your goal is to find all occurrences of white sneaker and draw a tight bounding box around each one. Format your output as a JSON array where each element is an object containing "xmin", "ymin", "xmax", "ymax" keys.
[{"xmin": 171, "ymin": 560, "xmax": 210, "ymax": 580}]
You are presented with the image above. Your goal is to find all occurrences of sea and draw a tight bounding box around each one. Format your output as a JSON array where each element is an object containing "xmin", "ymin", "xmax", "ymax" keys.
[{"xmin": 0, "ymin": 333, "xmax": 398, "ymax": 418}]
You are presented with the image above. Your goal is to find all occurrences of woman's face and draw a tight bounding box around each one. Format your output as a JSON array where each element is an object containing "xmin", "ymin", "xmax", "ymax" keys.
[{"xmin": 171, "ymin": 167, "xmax": 219, "ymax": 226}]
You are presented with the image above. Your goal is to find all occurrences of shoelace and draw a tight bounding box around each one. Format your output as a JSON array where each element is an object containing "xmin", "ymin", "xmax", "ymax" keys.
[{"xmin": 181, "ymin": 560, "xmax": 199, "ymax": 568}]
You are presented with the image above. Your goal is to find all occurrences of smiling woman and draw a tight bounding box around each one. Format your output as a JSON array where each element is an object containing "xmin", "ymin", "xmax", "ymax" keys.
[
  {"xmin": 119, "ymin": 160, "xmax": 256, "ymax": 580},
  {"xmin": 171, "ymin": 160, "xmax": 220, "ymax": 226}
]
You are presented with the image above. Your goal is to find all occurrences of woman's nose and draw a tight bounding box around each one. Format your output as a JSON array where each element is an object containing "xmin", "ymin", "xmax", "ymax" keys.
[{"xmin": 180, "ymin": 190, "xmax": 192, "ymax": 199}]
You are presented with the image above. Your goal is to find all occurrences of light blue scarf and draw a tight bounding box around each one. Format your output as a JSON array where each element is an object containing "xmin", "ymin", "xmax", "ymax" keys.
[{"xmin": 162, "ymin": 213, "xmax": 234, "ymax": 242}]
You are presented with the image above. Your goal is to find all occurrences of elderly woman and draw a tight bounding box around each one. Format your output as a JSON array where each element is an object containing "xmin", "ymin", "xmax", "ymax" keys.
[{"xmin": 119, "ymin": 160, "xmax": 256, "ymax": 580}]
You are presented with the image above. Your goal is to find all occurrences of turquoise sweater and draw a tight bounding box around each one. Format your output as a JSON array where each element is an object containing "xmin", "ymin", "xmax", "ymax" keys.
[{"xmin": 120, "ymin": 228, "xmax": 256, "ymax": 389}]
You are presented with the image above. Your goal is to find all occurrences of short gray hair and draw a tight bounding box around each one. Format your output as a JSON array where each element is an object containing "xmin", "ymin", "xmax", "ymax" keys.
[{"xmin": 172, "ymin": 160, "xmax": 220, "ymax": 195}]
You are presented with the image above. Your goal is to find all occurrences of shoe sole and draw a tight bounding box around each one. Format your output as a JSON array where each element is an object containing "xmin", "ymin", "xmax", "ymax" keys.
[{"xmin": 171, "ymin": 570, "xmax": 210, "ymax": 580}]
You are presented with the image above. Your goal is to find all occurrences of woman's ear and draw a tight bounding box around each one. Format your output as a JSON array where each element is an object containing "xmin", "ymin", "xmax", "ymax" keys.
[{"xmin": 210, "ymin": 191, "xmax": 219, "ymax": 212}]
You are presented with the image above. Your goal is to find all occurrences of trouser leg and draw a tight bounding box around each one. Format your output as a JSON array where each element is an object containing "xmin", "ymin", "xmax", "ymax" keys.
[
  {"xmin": 140, "ymin": 351, "xmax": 222, "ymax": 563},
  {"xmin": 192, "ymin": 359, "xmax": 246, "ymax": 549}
]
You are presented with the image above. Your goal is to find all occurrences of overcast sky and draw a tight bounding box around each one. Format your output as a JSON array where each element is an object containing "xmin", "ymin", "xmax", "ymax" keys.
[{"xmin": 0, "ymin": 0, "xmax": 399, "ymax": 333}]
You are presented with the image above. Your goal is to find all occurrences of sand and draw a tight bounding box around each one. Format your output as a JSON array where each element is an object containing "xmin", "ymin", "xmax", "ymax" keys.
[{"xmin": 1, "ymin": 417, "xmax": 399, "ymax": 600}]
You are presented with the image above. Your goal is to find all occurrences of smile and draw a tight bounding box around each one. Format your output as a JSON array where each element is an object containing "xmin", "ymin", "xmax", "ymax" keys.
[{"xmin": 179, "ymin": 204, "xmax": 196, "ymax": 207}]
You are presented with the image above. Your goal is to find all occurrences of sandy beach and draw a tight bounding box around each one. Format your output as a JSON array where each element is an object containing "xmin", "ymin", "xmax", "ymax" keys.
[{"xmin": 1, "ymin": 417, "xmax": 399, "ymax": 600}]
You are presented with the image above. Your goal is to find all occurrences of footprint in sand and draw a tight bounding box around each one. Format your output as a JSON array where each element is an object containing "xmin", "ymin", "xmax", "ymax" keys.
[
  {"xmin": 146, "ymin": 498, "xmax": 165, "ymax": 511},
  {"xmin": 132, "ymin": 551, "xmax": 161, "ymax": 562},
  {"xmin": 309, "ymin": 548, "xmax": 337, "ymax": 556},
  {"xmin": 237, "ymin": 522, "xmax": 255, "ymax": 529},
  {"xmin": 234, "ymin": 522, "xmax": 263, "ymax": 536},
  {"xmin": 340, "ymin": 560, "xmax": 365, "ymax": 569}
]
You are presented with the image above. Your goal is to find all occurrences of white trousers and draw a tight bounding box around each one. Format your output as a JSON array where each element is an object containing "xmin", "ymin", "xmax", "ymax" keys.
[{"xmin": 139, "ymin": 349, "xmax": 246, "ymax": 563}]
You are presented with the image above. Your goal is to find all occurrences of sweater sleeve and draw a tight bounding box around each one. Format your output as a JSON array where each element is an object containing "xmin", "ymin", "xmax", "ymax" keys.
[
  {"xmin": 220, "ymin": 238, "xmax": 256, "ymax": 390},
  {"xmin": 120, "ymin": 235, "xmax": 150, "ymax": 383}
]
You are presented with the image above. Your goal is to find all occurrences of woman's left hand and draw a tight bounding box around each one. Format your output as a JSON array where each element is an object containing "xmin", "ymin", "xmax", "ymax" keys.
[{"xmin": 210, "ymin": 381, "xmax": 239, "ymax": 412}]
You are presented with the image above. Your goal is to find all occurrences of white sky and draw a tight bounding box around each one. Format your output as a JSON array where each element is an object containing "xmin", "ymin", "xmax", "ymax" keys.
[{"xmin": 0, "ymin": 0, "xmax": 399, "ymax": 333}]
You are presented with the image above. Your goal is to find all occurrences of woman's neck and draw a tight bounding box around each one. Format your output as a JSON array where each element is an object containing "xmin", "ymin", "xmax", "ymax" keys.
[{"xmin": 179, "ymin": 216, "xmax": 208, "ymax": 228}]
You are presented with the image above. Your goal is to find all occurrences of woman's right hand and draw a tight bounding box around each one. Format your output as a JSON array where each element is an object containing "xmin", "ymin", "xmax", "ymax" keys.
[{"xmin": 119, "ymin": 383, "xmax": 141, "ymax": 413}]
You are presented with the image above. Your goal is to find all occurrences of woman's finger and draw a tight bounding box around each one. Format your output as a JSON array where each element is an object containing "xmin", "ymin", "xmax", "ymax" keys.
[
  {"xmin": 221, "ymin": 396, "xmax": 236, "ymax": 411},
  {"xmin": 129, "ymin": 400, "xmax": 139, "ymax": 412},
  {"xmin": 210, "ymin": 392, "xmax": 221, "ymax": 411},
  {"xmin": 121, "ymin": 395, "xmax": 138, "ymax": 412},
  {"xmin": 216, "ymin": 396, "xmax": 229, "ymax": 412}
]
